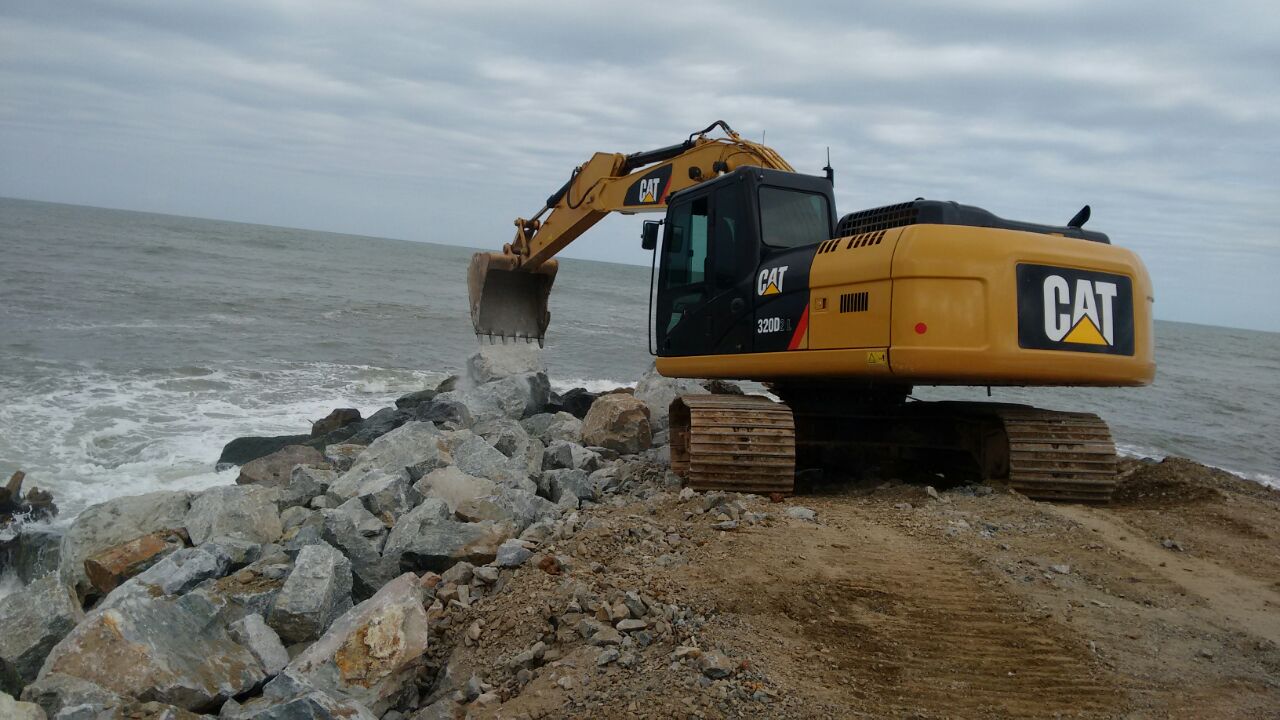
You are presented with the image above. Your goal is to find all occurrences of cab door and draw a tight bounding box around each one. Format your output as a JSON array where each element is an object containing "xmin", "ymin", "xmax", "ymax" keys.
[{"xmin": 656, "ymin": 182, "xmax": 755, "ymax": 356}]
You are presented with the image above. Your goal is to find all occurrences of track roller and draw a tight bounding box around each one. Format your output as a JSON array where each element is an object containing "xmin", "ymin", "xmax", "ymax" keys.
[{"xmin": 670, "ymin": 394, "xmax": 796, "ymax": 495}]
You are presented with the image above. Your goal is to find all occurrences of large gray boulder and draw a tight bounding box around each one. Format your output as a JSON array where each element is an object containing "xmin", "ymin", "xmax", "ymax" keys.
[
  {"xmin": 542, "ymin": 440, "xmax": 602, "ymax": 472},
  {"xmin": 236, "ymin": 445, "xmax": 327, "ymax": 488},
  {"xmin": 443, "ymin": 431, "xmax": 534, "ymax": 491},
  {"xmin": 320, "ymin": 500, "xmax": 393, "ymax": 599},
  {"xmin": 222, "ymin": 688, "xmax": 378, "ymax": 720},
  {"xmin": 412, "ymin": 467, "xmax": 496, "ymax": 512},
  {"xmin": 0, "ymin": 574, "xmax": 83, "ymax": 696},
  {"xmin": 381, "ymin": 500, "xmax": 511, "ymax": 574},
  {"xmin": 0, "ymin": 691, "xmax": 44, "ymax": 720},
  {"xmin": 276, "ymin": 573, "xmax": 430, "ymax": 715},
  {"xmin": 20, "ymin": 671, "xmax": 122, "ymax": 718},
  {"xmin": 331, "ymin": 422, "xmax": 451, "ymax": 494},
  {"xmin": 466, "ymin": 345, "xmax": 544, "ymax": 384},
  {"xmin": 581, "ymin": 393, "xmax": 652, "ymax": 455},
  {"xmin": 634, "ymin": 363, "xmax": 708, "ymax": 431},
  {"xmin": 332, "ymin": 469, "xmax": 420, "ymax": 523},
  {"xmin": 184, "ymin": 485, "xmax": 283, "ymax": 546},
  {"xmin": 36, "ymin": 593, "xmax": 266, "ymax": 712},
  {"xmin": 455, "ymin": 487, "xmax": 560, "ymax": 534},
  {"xmin": 277, "ymin": 465, "xmax": 336, "ymax": 510},
  {"xmin": 228, "ymin": 613, "xmax": 289, "ymax": 677},
  {"xmin": 99, "ymin": 545, "xmax": 233, "ymax": 610},
  {"xmin": 473, "ymin": 417, "xmax": 544, "ymax": 474},
  {"xmin": 268, "ymin": 542, "xmax": 353, "ymax": 645},
  {"xmin": 521, "ymin": 411, "xmax": 585, "ymax": 445},
  {"xmin": 539, "ymin": 469, "xmax": 597, "ymax": 504},
  {"xmin": 58, "ymin": 491, "xmax": 193, "ymax": 600},
  {"xmin": 437, "ymin": 372, "xmax": 549, "ymax": 423}
]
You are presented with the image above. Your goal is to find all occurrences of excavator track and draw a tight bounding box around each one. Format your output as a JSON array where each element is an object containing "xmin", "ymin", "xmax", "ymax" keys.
[
  {"xmin": 992, "ymin": 407, "xmax": 1118, "ymax": 503},
  {"xmin": 670, "ymin": 394, "xmax": 796, "ymax": 495}
]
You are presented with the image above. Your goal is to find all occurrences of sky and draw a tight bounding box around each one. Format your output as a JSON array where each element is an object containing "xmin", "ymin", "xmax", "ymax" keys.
[{"xmin": 1, "ymin": 1, "xmax": 1278, "ymax": 331}]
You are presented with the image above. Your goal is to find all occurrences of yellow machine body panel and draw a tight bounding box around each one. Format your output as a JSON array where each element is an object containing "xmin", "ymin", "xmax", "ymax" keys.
[{"xmin": 656, "ymin": 224, "xmax": 1154, "ymax": 387}]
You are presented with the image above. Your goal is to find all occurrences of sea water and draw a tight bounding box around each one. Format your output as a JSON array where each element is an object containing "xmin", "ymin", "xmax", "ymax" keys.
[{"xmin": 2, "ymin": 196, "xmax": 1276, "ymax": 526}]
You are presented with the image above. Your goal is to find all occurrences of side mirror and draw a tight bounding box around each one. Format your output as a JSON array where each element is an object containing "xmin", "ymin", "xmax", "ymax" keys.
[{"xmin": 641, "ymin": 220, "xmax": 662, "ymax": 250}]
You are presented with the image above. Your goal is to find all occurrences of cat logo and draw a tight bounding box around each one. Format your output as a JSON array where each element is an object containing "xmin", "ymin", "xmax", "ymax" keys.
[
  {"xmin": 1016, "ymin": 264, "xmax": 1134, "ymax": 356},
  {"xmin": 638, "ymin": 178, "xmax": 661, "ymax": 203},
  {"xmin": 757, "ymin": 265, "xmax": 789, "ymax": 296},
  {"xmin": 625, "ymin": 165, "xmax": 672, "ymax": 206},
  {"xmin": 1043, "ymin": 275, "xmax": 1117, "ymax": 345}
]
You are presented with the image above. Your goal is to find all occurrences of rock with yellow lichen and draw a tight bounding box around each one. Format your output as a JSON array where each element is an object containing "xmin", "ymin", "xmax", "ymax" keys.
[{"xmin": 270, "ymin": 572, "xmax": 431, "ymax": 715}]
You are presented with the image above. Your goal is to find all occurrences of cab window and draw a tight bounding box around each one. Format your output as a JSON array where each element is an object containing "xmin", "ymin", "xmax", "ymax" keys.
[{"xmin": 758, "ymin": 187, "xmax": 830, "ymax": 249}]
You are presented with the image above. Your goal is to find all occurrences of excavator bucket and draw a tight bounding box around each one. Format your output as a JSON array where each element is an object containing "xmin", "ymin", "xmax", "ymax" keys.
[{"xmin": 467, "ymin": 252, "xmax": 558, "ymax": 345}]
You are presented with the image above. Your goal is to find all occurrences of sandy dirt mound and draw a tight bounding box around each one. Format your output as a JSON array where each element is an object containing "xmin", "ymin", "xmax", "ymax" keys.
[{"xmin": 420, "ymin": 457, "xmax": 1280, "ymax": 718}]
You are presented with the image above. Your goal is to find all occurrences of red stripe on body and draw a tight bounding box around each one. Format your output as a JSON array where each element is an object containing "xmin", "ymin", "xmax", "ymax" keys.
[{"xmin": 787, "ymin": 304, "xmax": 810, "ymax": 350}]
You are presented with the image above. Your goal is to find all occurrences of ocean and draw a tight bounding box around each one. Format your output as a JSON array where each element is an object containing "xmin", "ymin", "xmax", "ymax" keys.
[{"xmin": 2, "ymin": 196, "xmax": 1277, "ymax": 524}]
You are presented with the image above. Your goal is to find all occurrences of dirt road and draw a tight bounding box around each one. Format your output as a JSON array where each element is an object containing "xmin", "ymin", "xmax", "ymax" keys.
[{"xmin": 435, "ymin": 458, "xmax": 1280, "ymax": 719}]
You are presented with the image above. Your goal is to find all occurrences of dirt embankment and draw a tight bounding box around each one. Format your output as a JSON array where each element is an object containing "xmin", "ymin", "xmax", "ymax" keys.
[{"xmin": 433, "ymin": 458, "xmax": 1280, "ymax": 719}]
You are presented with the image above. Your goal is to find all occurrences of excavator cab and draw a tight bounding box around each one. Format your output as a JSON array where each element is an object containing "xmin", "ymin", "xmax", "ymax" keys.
[{"xmin": 652, "ymin": 167, "xmax": 835, "ymax": 357}]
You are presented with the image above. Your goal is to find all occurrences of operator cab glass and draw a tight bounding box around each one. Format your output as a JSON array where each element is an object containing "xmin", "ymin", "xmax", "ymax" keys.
[{"xmin": 759, "ymin": 187, "xmax": 831, "ymax": 249}]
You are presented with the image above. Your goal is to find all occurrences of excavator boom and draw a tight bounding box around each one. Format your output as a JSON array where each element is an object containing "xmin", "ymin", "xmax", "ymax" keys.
[{"xmin": 468, "ymin": 121, "xmax": 792, "ymax": 343}]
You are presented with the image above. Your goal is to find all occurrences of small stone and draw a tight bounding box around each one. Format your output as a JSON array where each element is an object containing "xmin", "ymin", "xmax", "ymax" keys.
[
  {"xmin": 784, "ymin": 506, "xmax": 816, "ymax": 522},
  {"xmin": 588, "ymin": 627, "xmax": 622, "ymax": 646},
  {"xmin": 1199, "ymin": 649, "xmax": 1215, "ymax": 659},
  {"xmin": 679, "ymin": 487, "xmax": 696, "ymax": 500},
  {"xmin": 1050, "ymin": 564, "xmax": 1071, "ymax": 575},
  {"xmin": 616, "ymin": 618, "xmax": 648, "ymax": 632},
  {"xmin": 556, "ymin": 675, "xmax": 575, "ymax": 690},
  {"xmin": 894, "ymin": 502, "xmax": 913, "ymax": 511},
  {"xmin": 698, "ymin": 651, "xmax": 733, "ymax": 679},
  {"xmin": 472, "ymin": 566, "xmax": 499, "ymax": 584},
  {"xmin": 596, "ymin": 648, "xmax": 620, "ymax": 666},
  {"xmin": 711, "ymin": 520, "xmax": 738, "ymax": 531},
  {"xmin": 494, "ymin": 539, "xmax": 534, "ymax": 568},
  {"xmin": 925, "ymin": 486, "xmax": 940, "ymax": 500},
  {"xmin": 1161, "ymin": 538, "xmax": 1186, "ymax": 552}
]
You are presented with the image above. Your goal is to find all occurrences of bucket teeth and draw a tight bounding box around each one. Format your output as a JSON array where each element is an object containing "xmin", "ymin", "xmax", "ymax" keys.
[{"xmin": 467, "ymin": 252, "xmax": 558, "ymax": 343}]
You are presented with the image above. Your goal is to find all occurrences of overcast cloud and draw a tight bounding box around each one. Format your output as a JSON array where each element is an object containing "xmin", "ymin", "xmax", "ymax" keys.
[{"xmin": 2, "ymin": 1, "xmax": 1277, "ymax": 330}]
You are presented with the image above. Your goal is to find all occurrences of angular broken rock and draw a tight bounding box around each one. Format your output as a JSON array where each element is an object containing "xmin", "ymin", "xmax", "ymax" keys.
[
  {"xmin": 278, "ymin": 465, "xmax": 337, "ymax": 510},
  {"xmin": 333, "ymin": 422, "xmax": 452, "ymax": 491},
  {"xmin": 58, "ymin": 490, "xmax": 193, "ymax": 599},
  {"xmin": 784, "ymin": 506, "xmax": 817, "ymax": 522},
  {"xmin": 381, "ymin": 500, "xmax": 511, "ymax": 574},
  {"xmin": 542, "ymin": 440, "xmax": 602, "ymax": 473},
  {"xmin": 39, "ymin": 593, "xmax": 266, "ymax": 712},
  {"xmin": 99, "ymin": 545, "xmax": 233, "ymax": 609},
  {"xmin": 222, "ymin": 684, "xmax": 378, "ymax": 720},
  {"xmin": 275, "ymin": 573, "xmax": 430, "ymax": 715},
  {"xmin": 345, "ymin": 468, "xmax": 421, "ymax": 522},
  {"xmin": 321, "ymin": 499, "xmax": 393, "ymax": 599},
  {"xmin": 311, "ymin": 408, "xmax": 362, "ymax": 438},
  {"xmin": 269, "ymin": 542, "xmax": 353, "ymax": 645},
  {"xmin": 229, "ymin": 613, "xmax": 290, "ymax": 676},
  {"xmin": 520, "ymin": 411, "xmax": 583, "ymax": 445},
  {"xmin": 633, "ymin": 364, "xmax": 708, "ymax": 432},
  {"xmin": 184, "ymin": 485, "xmax": 283, "ymax": 546},
  {"xmin": 20, "ymin": 671, "xmax": 122, "ymax": 718},
  {"xmin": 0, "ymin": 691, "xmax": 45, "ymax": 720},
  {"xmin": 467, "ymin": 345, "xmax": 545, "ymax": 385},
  {"xmin": 581, "ymin": 393, "xmax": 652, "ymax": 455},
  {"xmin": 83, "ymin": 529, "xmax": 186, "ymax": 595},
  {"xmin": 0, "ymin": 574, "xmax": 84, "ymax": 696},
  {"xmin": 698, "ymin": 651, "xmax": 734, "ymax": 679},
  {"xmin": 494, "ymin": 539, "xmax": 533, "ymax": 568},
  {"xmin": 237, "ymin": 445, "xmax": 327, "ymax": 488},
  {"xmin": 413, "ymin": 466, "xmax": 497, "ymax": 513}
]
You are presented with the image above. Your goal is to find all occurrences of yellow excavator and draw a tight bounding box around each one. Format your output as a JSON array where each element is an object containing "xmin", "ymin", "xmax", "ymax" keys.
[{"xmin": 468, "ymin": 121, "xmax": 1154, "ymax": 502}]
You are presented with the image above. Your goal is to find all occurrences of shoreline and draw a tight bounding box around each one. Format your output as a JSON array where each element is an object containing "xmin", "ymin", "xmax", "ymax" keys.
[{"xmin": 1, "ymin": 347, "xmax": 1278, "ymax": 717}]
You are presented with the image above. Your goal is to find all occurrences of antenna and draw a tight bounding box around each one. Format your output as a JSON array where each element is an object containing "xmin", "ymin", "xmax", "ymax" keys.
[
  {"xmin": 823, "ymin": 146, "xmax": 834, "ymax": 185},
  {"xmin": 762, "ymin": 129, "xmax": 766, "ymax": 143}
]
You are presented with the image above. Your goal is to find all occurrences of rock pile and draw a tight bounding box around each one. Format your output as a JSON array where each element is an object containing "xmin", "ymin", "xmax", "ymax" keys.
[{"xmin": 0, "ymin": 355, "xmax": 743, "ymax": 719}]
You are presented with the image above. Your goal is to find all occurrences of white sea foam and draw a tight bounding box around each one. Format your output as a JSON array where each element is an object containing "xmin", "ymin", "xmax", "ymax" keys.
[
  {"xmin": 550, "ymin": 377, "xmax": 635, "ymax": 394},
  {"xmin": 0, "ymin": 362, "xmax": 447, "ymax": 522}
]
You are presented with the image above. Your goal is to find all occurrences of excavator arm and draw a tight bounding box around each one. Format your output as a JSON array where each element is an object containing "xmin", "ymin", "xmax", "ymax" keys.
[{"xmin": 468, "ymin": 121, "xmax": 793, "ymax": 343}]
